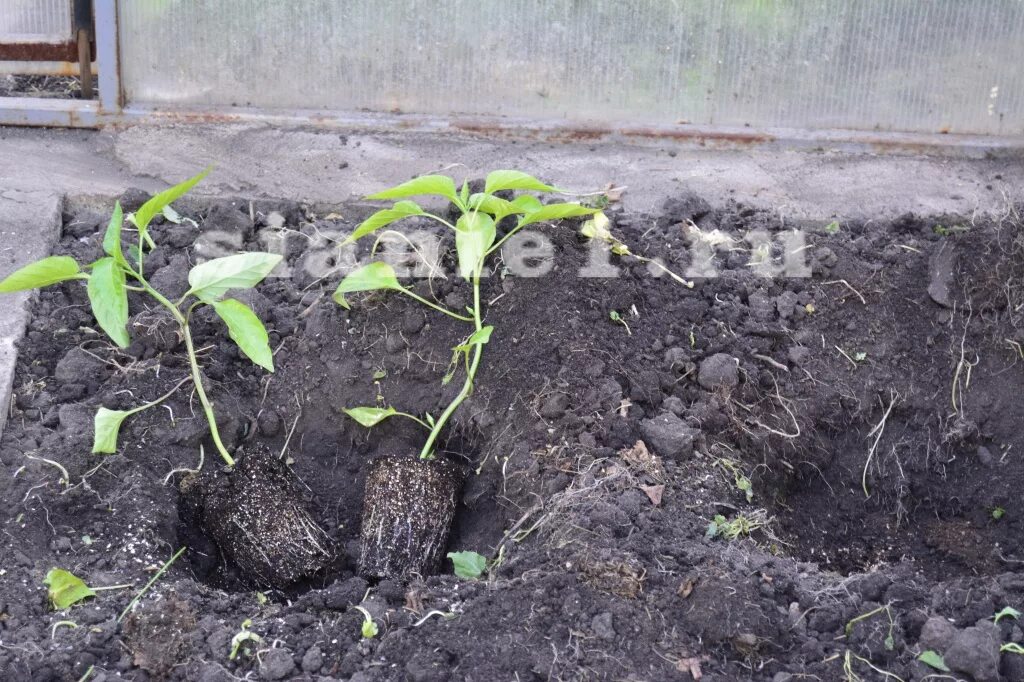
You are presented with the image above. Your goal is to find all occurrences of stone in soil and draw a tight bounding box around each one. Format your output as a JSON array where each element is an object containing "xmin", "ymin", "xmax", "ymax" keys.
[
  {"xmin": 639, "ymin": 411, "xmax": 699, "ymax": 459},
  {"xmin": 698, "ymin": 353, "xmax": 739, "ymax": 391},
  {"xmin": 943, "ymin": 622, "xmax": 1001, "ymax": 682}
]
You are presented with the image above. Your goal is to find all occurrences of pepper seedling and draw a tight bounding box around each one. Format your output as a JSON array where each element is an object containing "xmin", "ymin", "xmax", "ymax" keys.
[
  {"xmin": 335, "ymin": 170, "xmax": 598, "ymax": 458},
  {"xmin": 0, "ymin": 169, "xmax": 280, "ymax": 468}
]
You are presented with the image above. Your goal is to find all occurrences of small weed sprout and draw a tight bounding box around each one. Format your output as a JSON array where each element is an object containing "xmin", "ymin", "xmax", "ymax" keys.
[
  {"xmin": 609, "ymin": 310, "xmax": 631, "ymax": 336},
  {"xmin": 845, "ymin": 603, "xmax": 896, "ymax": 651},
  {"xmin": 353, "ymin": 605, "xmax": 379, "ymax": 639},
  {"xmin": 714, "ymin": 458, "xmax": 754, "ymax": 503},
  {"xmin": 992, "ymin": 506, "xmax": 1006, "ymax": 520},
  {"xmin": 705, "ymin": 512, "xmax": 765, "ymax": 541},
  {"xmin": 335, "ymin": 171, "xmax": 598, "ymax": 458},
  {"xmin": 994, "ymin": 605, "xmax": 1020, "ymax": 623},
  {"xmin": 228, "ymin": 619, "xmax": 261, "ymax": 660},
  {"xmin": 0, "ymin": 170, "xmax": 281, "ymax": 468}
]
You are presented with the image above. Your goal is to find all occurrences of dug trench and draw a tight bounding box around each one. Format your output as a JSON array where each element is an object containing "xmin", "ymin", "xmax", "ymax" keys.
[{"xmin": 2, "ymin": 188, "xmax": 1024, "ymax": 681}]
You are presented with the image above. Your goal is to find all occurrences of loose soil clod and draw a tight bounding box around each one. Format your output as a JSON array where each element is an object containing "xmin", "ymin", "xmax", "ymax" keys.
[
  {"xmin": 179, "ymin": 446, "xmax": 334, "ymax": 588},
  {"xmin": 359, "ymin": 454, "xmax": 463, "ymax": 580}
]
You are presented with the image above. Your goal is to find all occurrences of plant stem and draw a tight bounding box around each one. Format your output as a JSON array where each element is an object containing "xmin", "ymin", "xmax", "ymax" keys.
[
  {"xmin": 485, "ymin": 218, "xmax": 524, "ymax": 257},
  {"xmin": 118, "ymin": 546, "xmax": 186, "ymax": 622},
  {"xmin": 419, "ymin": 261, "xmax": 484, "ymax": 459},
  {"xmin": 133, "ymin": 276, "xmax": 235, "ymax": 467},
  {"xmin": 395, "ymin": 412, "xmax": 432, "ymax": 430},
  {"xmin": 399, "ymin": 288, "xmax": 473, "ymax": 322},
  {"xmin": 180, "ymin": 311, "xmax": 235, "ymax": 467}
]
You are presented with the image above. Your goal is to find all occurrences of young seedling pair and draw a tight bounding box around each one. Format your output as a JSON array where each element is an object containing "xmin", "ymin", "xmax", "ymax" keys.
[
  {"xmin": 335, "ymin": 170, "xmax": 598, "ymax": 578},
  {"xmin": 0, "ymin": 169, "xmax": 280, "ymax": 468}
]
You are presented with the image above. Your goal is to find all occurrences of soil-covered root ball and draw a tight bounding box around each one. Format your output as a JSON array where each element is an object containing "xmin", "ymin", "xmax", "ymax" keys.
[
  {"xmin": 180, "ymin": 446, "xmax": 334, "ymax": 588},
  {"xmin": 359, "ymin": 455, "xmax": 463, "ymax": 580}
]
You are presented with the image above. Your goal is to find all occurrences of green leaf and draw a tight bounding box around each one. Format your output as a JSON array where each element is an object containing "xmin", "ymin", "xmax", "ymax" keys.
[
  {"xmin": 127, "ymin": 244, "xmax": 143, "ymax": 267},
  {"xmin": 92, "ymin": 407, "xmax": 134, "ymax": 454},
  {"xmin": 484, "ymin": 170, "xmax": 556, "ymax": 194},
  {"xmin": 186, "ymin": 252, "xmax": 282, "ymax": 303},
  {"xmin": 518, "ymin": 203, "xmax": 597, "ymax": 228},
  {"xmin": 453, "ymin": 325, "xmax": 494, "ymax": 353},
  {"xmin": 459, "ymin": 180, "xmax": 470, "ymax": 205},
  {"xmin": 102, "ymin": 202, "xmax": 125, "ymax": 263},
  {"xmin": 45, "ymin": 568, "xmax": 96, "ymax": 610},
  {"xmin": 447, "ymin": 551, "xmax": 487, "ymax": 579},
  {"xmin": 0, "ymin": 256, "xmax": 81, "ymax": 292},
  {"xmin": 332, "ymin": 261, "xmax": 402, "ymax": 309},
  {"xmin": 468, "ymin": 193, "xmax": 523, "ymax": 219},
  {"xmin": 366, "ymin": 175, "xmax": 458, "ymax": 203},
  {"xmin": 361, "ymin": 618, "xmax": 379, "ymax": 639},
  {"xmin": 134, "ymin": 167, "xmax": 210, "ymax": 235},
  {"xmin": 994, "ymin": 606, "xmax": 1021, "ymax": 623},
  {"xmin": 87, "ymin": 258, "xmax": 130, "ymax": 348},
  {"xmin": 343, "ymin": 406, "xmax": 397, "ymax": 427},
  {"xmin": 510, "ymin": 195, "xmax": 543, "ymax": 214},
  {"xmin": 824, "ymin": 220, "xmax": 840, "ymax": 234},
  {"xmin": 229, "ymin": 620, "xmax": 261, "ymax": 660},
  {"xmin": 917, "ymin": 650, "xmax": 950, "ymax": 672},
  {"xmin": 454, "ymin": 213, "xmax": 496, "ymax": 280},
  {"xmin": 345, "ymin": 201, "xmax": 424, "ymax": 244},
  {"xmin": 212, "ymin": 299, "xmax": 274, "ymax": 372}
]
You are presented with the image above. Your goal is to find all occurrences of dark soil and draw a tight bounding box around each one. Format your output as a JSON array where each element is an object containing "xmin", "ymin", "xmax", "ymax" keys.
[{"xmin": 2, "ymin": 188, "xmax": 1024, "ymax": 681}]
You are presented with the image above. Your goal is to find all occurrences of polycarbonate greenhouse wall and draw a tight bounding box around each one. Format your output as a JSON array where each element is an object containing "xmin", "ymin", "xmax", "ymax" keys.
[
  {"xmin": 115, "ymin": 0, "xmax": 1024, "ymax": 136},
  {"xmin": 0, "ymin": 0, "xmax": 70, "ymax": 42}
]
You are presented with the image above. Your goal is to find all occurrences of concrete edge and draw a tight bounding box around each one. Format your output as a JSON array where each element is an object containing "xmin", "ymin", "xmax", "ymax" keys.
[{"xmin": 0, "ymin": 193, "xmax": 63, "ymax": 439}]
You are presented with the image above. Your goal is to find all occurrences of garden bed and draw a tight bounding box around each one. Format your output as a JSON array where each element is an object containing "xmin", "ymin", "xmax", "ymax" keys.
[{"xmin": 1, "ymin": 187, "xmax": 1023, "ymax": 681}]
